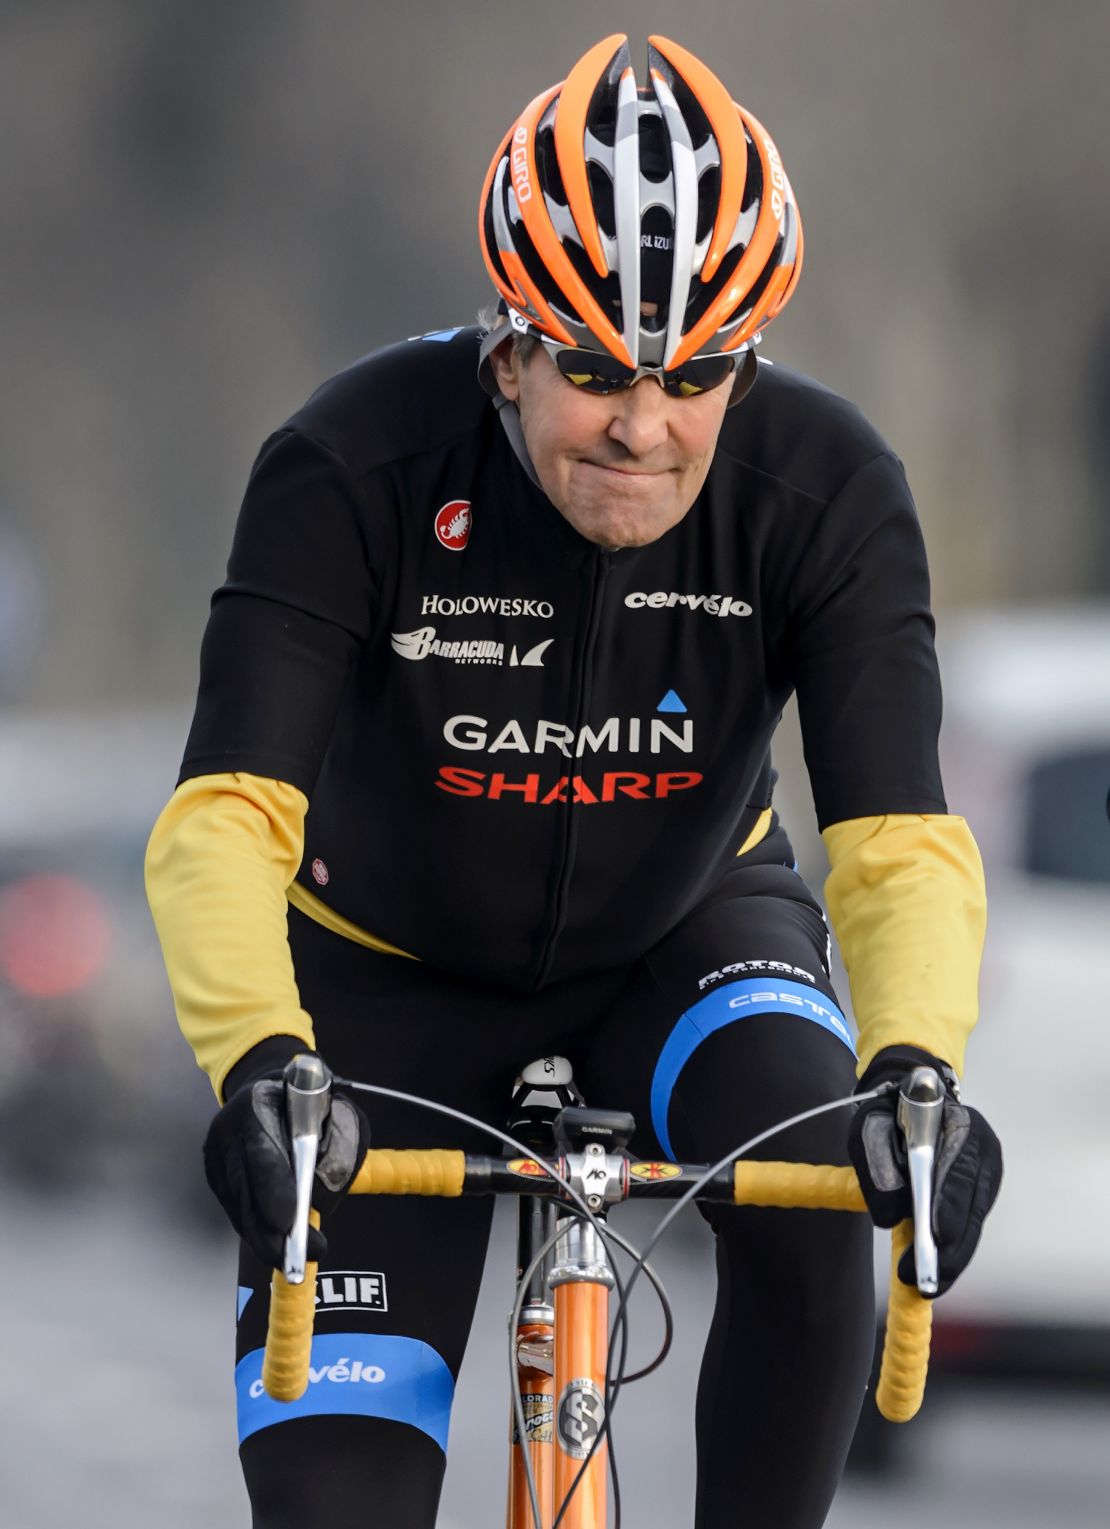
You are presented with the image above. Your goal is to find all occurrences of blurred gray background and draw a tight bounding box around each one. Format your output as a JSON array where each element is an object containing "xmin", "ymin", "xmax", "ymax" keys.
[{"xmin": 2, "ymin": 3, "xmax": 1108, "ymax": 1525}]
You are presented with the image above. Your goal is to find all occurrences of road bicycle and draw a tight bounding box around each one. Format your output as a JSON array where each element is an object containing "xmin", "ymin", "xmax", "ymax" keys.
[{"xmin": 259, "ymin": 1054, "xmax": 938, "ymax": 1528}]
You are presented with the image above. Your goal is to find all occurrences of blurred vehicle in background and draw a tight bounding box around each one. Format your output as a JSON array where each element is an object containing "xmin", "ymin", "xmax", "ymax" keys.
[
  {"xmin": 938, "ymin": 604, "xmax": 1110, "ymax": 1335},
  {"xmin": 0, "ymin": 705, "xmax": 213, "ymax": 1201}
]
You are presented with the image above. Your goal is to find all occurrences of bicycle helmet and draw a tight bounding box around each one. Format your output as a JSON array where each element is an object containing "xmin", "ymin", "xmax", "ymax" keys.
[{"xmin": 478, "ymin": 33, "xmax": 803, "ymax": 373}]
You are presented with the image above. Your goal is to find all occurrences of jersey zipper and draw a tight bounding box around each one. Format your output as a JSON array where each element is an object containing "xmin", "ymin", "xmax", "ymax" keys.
[{"xmin": 533, "ymin": 547, "xmax": 610, "ymax": 986}]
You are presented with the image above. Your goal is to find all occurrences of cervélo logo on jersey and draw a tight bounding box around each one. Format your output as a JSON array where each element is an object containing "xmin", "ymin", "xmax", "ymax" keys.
[
  {"xmin": 434, "ymin": 690, "xmax": 704, "ymax": 804},
  {"xmin": 625, "ymin": 591, "xmax": 752, "ymax": 617}
]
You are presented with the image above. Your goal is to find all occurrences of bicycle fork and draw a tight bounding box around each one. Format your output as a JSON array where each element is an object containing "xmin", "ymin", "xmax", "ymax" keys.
[
  {"xmin": 508, "ymin": 1194, "xmax": 557, "ymax": 1529},
  {"xmin": 508, "ymin": 1201, "xmax": 614, "ymax": 1529}
]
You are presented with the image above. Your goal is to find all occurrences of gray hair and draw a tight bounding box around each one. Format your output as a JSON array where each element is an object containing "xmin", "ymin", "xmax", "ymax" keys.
[{"xmin": 477, "ymin": 294, "xmax": 540, "ymax": 364}]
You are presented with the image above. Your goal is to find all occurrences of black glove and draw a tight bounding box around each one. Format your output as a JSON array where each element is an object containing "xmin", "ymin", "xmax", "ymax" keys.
[
  {"xmin": 848, "ymin": 1044, "xmax": 1003, "ymax": 1297},
  {"xmin": 203, "ymin": 1036, "xmax": 371, "ymax": 1268}
]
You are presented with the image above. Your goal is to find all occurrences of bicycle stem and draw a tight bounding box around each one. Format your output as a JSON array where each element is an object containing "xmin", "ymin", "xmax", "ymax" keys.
[
  {"xmin": 282, "ymin": 1053, "xmax": 332, "ymax": 1284},
  {"xmin": 896, "ymin": 1066, "xmax": 945, "ymax": 1295}
]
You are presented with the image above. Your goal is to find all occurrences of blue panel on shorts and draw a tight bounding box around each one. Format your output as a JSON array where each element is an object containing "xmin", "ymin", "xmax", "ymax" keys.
[
  {"xmin": 650, "ymin": 979, "xmax": 856, "ymax": 1159},
  {"xmin": 236, "ymin": 1332, "xmax": 454, "ymax": 1450},
  {"xmin": 237, "ymin": 1285, "xmax": 253, "ymax": 1321}
]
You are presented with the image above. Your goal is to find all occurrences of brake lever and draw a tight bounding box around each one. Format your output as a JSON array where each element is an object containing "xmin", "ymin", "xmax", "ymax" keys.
[
  {"xmin": 896, "ymin": 1066, "xmax": 945, "ymax": 1296},
  {"xmin": 282, "ymin": 1053, "xmax": 332, "ymax": 1284}
]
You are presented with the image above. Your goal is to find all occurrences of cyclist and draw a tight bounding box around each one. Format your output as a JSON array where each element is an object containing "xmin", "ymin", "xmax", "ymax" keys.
[{"xmin": 147, "ymin": 33, "xmax": 1001, "ymax": 1529}]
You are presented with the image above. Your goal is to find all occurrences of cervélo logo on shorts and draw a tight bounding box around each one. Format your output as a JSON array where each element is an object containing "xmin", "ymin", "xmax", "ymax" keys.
[
  {"xmin": 434, "ymin": 500, "xmax": 472, "ymax": 551},
  {"xmin": 625, "ymin": 591, "xmax": 752, "ymax": 617}
]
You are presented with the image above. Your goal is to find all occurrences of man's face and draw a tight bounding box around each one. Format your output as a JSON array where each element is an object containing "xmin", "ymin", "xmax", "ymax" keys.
[{"xmin": 490, "ymin": 340, "xmax": 732, "ymax": 550}]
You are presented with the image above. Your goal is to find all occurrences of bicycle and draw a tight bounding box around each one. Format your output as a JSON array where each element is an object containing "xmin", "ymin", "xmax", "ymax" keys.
[{"xmin": 255, "ymin": 1054, "xmax": 938, "ymax": 1528}]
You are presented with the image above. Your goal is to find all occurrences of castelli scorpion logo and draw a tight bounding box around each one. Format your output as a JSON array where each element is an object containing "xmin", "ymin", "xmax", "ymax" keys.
[{"xmin": 434, "ymin": 499, "xmax": 472, "ymax": 551}]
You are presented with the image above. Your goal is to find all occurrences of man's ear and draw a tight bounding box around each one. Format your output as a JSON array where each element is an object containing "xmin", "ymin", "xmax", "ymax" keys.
[{"xmin": 489, "ymin": 339, "xmax": 522, "ymax": 401}]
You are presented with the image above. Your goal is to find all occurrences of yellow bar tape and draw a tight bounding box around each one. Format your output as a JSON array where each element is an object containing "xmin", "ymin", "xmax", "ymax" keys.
[
  {"xmin": 733, "ymin": 1159, "xmax": 866, "ymax": 1210},
  {"xmin": 262, "ymin": 1209, "xmax": 320, "ymax": 1402},
  {"xmin": 261, "ymin": 1156, "xmax": 931, "ymax": 1416},
  {"xmin": 351, "ymin": 1148, "xmax": 466, "ymax": 1197},
  {"xmin": 875, "ymin": 1219, "xmax": 933, "ymax": 1422}
]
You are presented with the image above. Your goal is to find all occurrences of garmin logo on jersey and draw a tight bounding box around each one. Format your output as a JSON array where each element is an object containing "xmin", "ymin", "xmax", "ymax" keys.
[
  {"xmin": 392, "ymin": 628, "xmax": 553, "ymax": 667},
  {"xmin": 316, "ymin": 1271, "xmax": 388, "ymax": 1314},
  {"xmin": 698, "ymin": 959, "xmax": 816, "ymax": 991},
  {"xmin": 434, "ymin": 500, "xmax": 472, "ymax": 550},
  {"xmin": 441, "ymin": 711, "xmax": 693, "ymax": 755},
  {"xmin": 625, "ymin": 591, "xmax": 752, "ymax": 617},
  {"xmin": 421, "ymin": 594, "xmax": 554, "ymax": 619}
]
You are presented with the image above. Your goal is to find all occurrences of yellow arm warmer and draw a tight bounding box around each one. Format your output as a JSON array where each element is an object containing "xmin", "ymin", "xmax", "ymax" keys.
[
  {"xmin": 145, "ymin": 772, "xmax": 316, "ymax": 1100},
  {"xmin": 821, "ymin": 814, "xmax": 987, "ymax": 1077}
]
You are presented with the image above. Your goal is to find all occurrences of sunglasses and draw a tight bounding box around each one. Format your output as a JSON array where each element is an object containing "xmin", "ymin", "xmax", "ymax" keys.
[{"xmin": 539, "ymin": 336, "xmax": 740, "ymax": 398}]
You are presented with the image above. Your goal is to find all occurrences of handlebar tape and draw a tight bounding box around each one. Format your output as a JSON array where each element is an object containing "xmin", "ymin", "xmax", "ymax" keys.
[
  {"xmin": 875, "ymin": 1219, "xmax": 932, "ymax": 1422},
  {"xmin": 261, "ymin": 1157, "xmax": 931, "ymax": 1416},
  {"xmin": 261, "ymin": 1157, "xmax": 464, "ymax": 1400},
  {"xmin": 732, "ymin": 1160, "xmax": 866, "ymax": 1210},
  {"xmin": 732, "ymin": 1162, "xmax": 931, "ymax": 1423},
  {"xmin": 262, "ymin": 1209, "xmax": 320, "ymax": 1402},
  {"xmin": 351, "ymin": 1148, "xmax": 466, "ymax": 1197}
]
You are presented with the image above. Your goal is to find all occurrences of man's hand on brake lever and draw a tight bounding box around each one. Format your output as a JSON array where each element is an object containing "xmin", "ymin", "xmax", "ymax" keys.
[
  {"xmin": 202, "ymin": 1035, "xmax": 371, "ymax": 1269},
  {"xmin": 848, "ymin": 1044, "xmax": 1003, "ymax": 1297}
]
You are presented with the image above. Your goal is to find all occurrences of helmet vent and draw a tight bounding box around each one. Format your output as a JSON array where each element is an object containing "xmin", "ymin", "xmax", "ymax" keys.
[
  {"xmin": 695, "ymin": 163, "xmax": 721, "ymax": 243},
  {"xmin": 536, "ymin": 126, "xmax": 568, "ymax": 207},
  {"xmin": 482, "ymin": 194, "xmax": 512, "ymax": 288},
  {"xmin": 515, "ymin": 222, "xmax": 584, "ymax": 322},
  {"xmin": 733, "ymin": 232, "xmax": 782, "ymax": 317},
  {"xmin": 740, "ymin": 128, "xmax": 762, "ymax": 214},
  {"xmin": 638, "ymin": 111, "xmax": 671, "ymax": 184},
  {"xmin": 684, "ymin": 241, "xmax": 744, "ymax": 326},
  {"xmin": 563, "ymin": 238, "xmax": 621, "ymax": 312},
  {"xmin": 587, "ymin": 104, "xmax": 617, "ymax": 150},
  {"xmin": 587, "ymin": 161, "xmax": 617, "ymax": 240},
  {"xmin": 657, "ymin": 65, "xmax": 713, "ymax": 153}
]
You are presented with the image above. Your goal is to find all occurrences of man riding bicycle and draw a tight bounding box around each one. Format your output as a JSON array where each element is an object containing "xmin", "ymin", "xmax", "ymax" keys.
[{"xmin": 147, "ymin": 33, "xmax": 1001, "ymax": 1529}]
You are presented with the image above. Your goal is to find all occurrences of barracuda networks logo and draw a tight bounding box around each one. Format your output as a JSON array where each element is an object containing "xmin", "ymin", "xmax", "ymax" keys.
[
  {"xmin": 391, "ymin": 627, "xmax": 554, "ymax": 667},
  {"xmin": 434, "ymin": 690, "xmax": 703, "ymax": 803}
]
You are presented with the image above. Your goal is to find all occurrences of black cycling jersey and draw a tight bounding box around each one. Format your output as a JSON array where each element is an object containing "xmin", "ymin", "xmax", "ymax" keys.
[{"xmin": 180, "ymin": 325, "xmax": 945, "ymax": 988}]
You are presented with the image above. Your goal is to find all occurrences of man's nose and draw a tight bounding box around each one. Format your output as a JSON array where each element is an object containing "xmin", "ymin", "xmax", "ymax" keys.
[{"xmin": 606, "ymin": 376, "xmax": 670, "ymax": 456}]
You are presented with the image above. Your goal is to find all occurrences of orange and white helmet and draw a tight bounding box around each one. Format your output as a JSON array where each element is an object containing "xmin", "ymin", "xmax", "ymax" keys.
[{"xmin": 478, "ymin": 33, "xmax": 803, "ymax": 372}]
